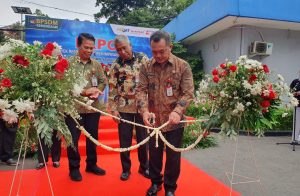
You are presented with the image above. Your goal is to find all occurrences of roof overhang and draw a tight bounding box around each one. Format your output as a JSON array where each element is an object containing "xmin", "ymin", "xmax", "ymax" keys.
[
  {"xmin": 183, "ymin": 16, "xmax": 300, "ymax": 44},
  {"xmin": 163, "ymin": 0, "xmax": 300, "ymax": 43}
]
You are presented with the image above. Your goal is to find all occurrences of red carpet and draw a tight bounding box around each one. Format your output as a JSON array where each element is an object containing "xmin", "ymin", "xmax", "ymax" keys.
[
  {"xmin": 0, "ymin": 116, "xmax": 240, "ymax": 195},
  {"xmin": 0, "ymin": 154, "xmax": 240, "ymax": 196}
]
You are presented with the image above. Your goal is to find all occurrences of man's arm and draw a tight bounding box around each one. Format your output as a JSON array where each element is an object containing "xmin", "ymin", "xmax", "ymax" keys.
[
  {"xmin": 136, "ymin": 63, "xmax": 149, "ymax": 115},
  {"xmin": 173, "ymin": 64, "xmax": 195, "ymax": 116}
]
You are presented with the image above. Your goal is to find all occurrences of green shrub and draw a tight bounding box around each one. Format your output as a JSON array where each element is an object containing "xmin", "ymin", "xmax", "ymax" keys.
[{"xmin": 183, "ymin": 121, "xmax": 217, "ymax": 149}]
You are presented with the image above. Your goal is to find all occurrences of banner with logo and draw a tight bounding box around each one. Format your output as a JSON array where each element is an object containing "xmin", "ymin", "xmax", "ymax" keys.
[
  {"xmin": 25, "ymin": 16, "xmax": 158, "ymax": 103},
  {"xmin": 25, "ymin": 16, "xmax": 158, "ymax": 64}
]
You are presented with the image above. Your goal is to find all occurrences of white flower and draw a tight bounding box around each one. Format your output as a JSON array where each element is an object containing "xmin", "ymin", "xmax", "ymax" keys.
[
  {"xmin": 232, "ymin": 109, "xmax": 239, "ymax": 115},
  {"xmin": 282, "ymin": 113, "xmax": 288, "ymax": 118},
  {"xmin": 53, "ymin": 42, "xmax": 62, "ymax": 50},
  {"xmin": 243, "ymin": 80, "xmax": 252, "ymax": 89},
  {"xmin": 199, "ymin": 80, "xmax": 208, "ymax": 92},
  {"xmin": 12, "ymin": 100, "xmax": 35, "ymax": 113},
  {"xmin": 250, "ymin": 82, "xmax": 262, "ymax": 95},
  {"xmin": 0, "ymin": 38, "xmax": 27, "ymax": 60},
  {"xmin": 33, "ymin": 40, "xmax": 42, "ymax": 46},
  {"xmin": 220, "ymin": 91, "xmax": 226, "ymax": 97},
  {"xmin": 236, "ymin": 102, "xmax": 245, "ymax": 112},
  {"xmin": 246, "ymin": 102, "xmax": 252, "ymax": 106},
  {"xmin": 2, "ymin": 109, "xmax": 18, "ymax": 124},
  {"xmin": 263, "ymin": 90, "xmax": 270, "ymax": 96},
  {"xmin": 0, "ymin": 99, "xmax": 11, "ymax": 110},
  {"xmin": 277, "ymin": 74, "xmax": 285, "ymax": 81},
  {"xmin": 73, "ymin": 84, "xmax": 84, "ymax": 97},
  {"xmin": 291, "ymin": 97, "xmax": 299, "ymax": 107},
  {"xmin": 72, "ymin": 79, "xmax": 88, "ymax": 97}
]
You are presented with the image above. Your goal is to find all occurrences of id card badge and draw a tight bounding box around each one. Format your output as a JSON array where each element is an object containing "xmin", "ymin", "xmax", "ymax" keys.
[
  {"xmin": 166, "ymin": 85, "xmax": 173, "ymax": 97},
  {"xmin": 135, "ymin": 74, "xmax": 140, "ymax": 83},
  {"xmin": 91, "ymin": 75, "xmax": 98, "ymax": 87}
]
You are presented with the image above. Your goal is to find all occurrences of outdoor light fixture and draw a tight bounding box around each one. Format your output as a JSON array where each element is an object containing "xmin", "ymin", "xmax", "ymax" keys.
[
  {"xmin": 11, "ymin": 6, "xmax": 32, "ymax": 41},
  {"xmin": 11, "ymin": 6, "xmax": 32, "ymax": 14}
]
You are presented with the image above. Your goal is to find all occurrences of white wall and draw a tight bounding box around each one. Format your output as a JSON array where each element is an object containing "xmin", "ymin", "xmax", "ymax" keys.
[{"xmin": 188, "ymin": 26, "xmax": 300, "ymax": 85}]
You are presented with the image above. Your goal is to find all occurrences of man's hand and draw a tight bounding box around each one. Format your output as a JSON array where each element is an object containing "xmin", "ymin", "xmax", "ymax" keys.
[
  {"xmin": 143, "ymin": 112, "xmax": 156, "ymax": 127},
  {"xmin": 112, "ymin": 111, "xmax": 121, "ymax": 123},
  {"xmin": 168, "ymin": 112, "xmax": 181, "ymax": 125},
  {"xmin": 293, "ymin": 92, "xmax": 300, "ymax": 96},
  {"xmin": 84, "ymin": 87, "xmax": 103, "ymax": 99}
]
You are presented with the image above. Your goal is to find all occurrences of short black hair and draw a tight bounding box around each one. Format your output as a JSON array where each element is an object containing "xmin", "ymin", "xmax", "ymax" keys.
[
  {"xmin": 77, "ymin": 33, "xmax": 95, "ymax": 46},
  {"xmin": 150, "ymin": 30, "xmax": 171, "ymax": 45}
]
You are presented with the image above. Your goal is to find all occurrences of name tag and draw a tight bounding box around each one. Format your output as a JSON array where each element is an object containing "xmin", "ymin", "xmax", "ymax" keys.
[
  {"xmin": 166, "ymin": 86, "xmax": 173, "ymax": 97},
  {"xmin": 91, "ymin": 75, "xmax": 98, "ymax": 87},
  {"xmin": 135, "ymin": 74, "xmax": 139, "ymax": 83}
]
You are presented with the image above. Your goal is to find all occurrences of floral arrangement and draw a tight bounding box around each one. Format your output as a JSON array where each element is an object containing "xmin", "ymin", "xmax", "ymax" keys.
[
  {"xmin": 0, "ymin": 39, "xmax": 87, "ymax": 146},
  {"xmin": 197, "ymin": 55, "xmax": 299, "ymax": 137}
]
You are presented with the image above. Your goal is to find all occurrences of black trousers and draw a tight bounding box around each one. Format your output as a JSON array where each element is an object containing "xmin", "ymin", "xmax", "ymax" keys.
[
  {"xmin": 149, "ymin": 127, "xmax": 184, "ymax": 192},
  {"xmin": 37, "ymin": 130, "xmax": 61, "ymax": 163},
  {"xmin": 65, "ymin": 113, "xmax": 100, "ymax": 171},
  {"xmin": 0, "ymin": 119, "xmax": 17, "ymax": 161},
  {"xmin": 118, "ymin": 112, "xmax": 149, "ymax": 172}
]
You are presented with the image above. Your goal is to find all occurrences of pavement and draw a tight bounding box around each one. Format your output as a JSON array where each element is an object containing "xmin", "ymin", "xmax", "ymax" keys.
[{"xmin": 1, "ymin": 135, "xmax": 300, "ymax": 196}]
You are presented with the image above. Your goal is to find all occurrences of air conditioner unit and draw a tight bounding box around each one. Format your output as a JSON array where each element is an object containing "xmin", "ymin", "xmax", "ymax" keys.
[{"xmin": 249, "ymin": 41, "xmax": 273, "ymax": 56}]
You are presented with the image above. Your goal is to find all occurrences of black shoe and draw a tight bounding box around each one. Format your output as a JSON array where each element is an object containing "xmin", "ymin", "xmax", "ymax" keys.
[
  {"xmin": 4, "ymin": 159, "xmax": 19, "ymax": 166},
  {"xmin": 35, "ymin": 163, "xmax": 45, "ymax": 170},
  {"xmin": 85, "ymin": 165, "xmax": 106, "ymax": 176},
  {"xmin": 146, "ymin": 184, "xmax": 162, "ymax": 196},
  {"xmin": 165, "ymin": 191, "xmax": 175, "ymax": 196},
  {"xmin": 138, "ymin": 167, "xmax": 150, "ymax": 179},
  {"xmin": 120, "ymin": 171, "xmax": 131, "ymax": 181},
  {"xmin": 52, "ymin": 162, "xmax": 60, "ymax": 168},
  {"xmin": 69, "ymin": 169, "xmax": 82, "ymax": 181}
]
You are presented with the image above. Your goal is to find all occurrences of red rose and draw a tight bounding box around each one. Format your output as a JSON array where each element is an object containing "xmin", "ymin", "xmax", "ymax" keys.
[
  {"xmin": 105, "ymin": 67, "xmax": 109, "ymax": 72},
  {"xmin": 1, "ymin": 78, "xmax": 12, "ymax": 88},
  {"xmin": 220, "ymin": 70, "xmax": 228, "ymax": 77},
  {"xmin": 41, "ymin": 49, "xmax": 52, "ymax": 56},
  {"xmin": 45, "ymin": 42, "xmax": 55, "ymax": 51},
  {"xmin": 12, "ymin": 55, "xmax": 30, "ymax": 67},
  {"xmin": 212, "ymin": 68, "xmax": 218, "ymax": 75},
  {"xmin": 229, "ymin": 65, "xmax": 237, "ymax": 72},
  {"xmin": 268, "ymin": 90, "xmax": 277, "ymax": 100},
  {"xmin": 54, "ymin": 62, "xmax": 65, "ymax": 73},
  {"xmin": 261, "ymin": 100, "xmax": 270, "ymax": 108},
  {"xmin": 101, "ymin": 63, "xmax": 105, "ymax": 68},
  {"xmin": 58, "ymin": 58, "xmax": 69, "ymax": 69},
  {"xmin": 213, "ymin": 75, "xmax": 219, "ymax": 83},
  {"xmin": 263, "ymin": 64, "xmax": 269, "ymax": 73},
  {"xmin": 220, "ymin": 63, "xmax": 226, "ymax": 69},
  {"xmin": 248, "ymin": 74, "xmax": 257, "ymax": 83},
  {"xmin": 0, "ymin": 69, "xmax": 4, "ymax": 74}
]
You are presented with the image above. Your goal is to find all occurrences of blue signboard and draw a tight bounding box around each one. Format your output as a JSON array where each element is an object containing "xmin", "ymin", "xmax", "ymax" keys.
[
  {"xmin": 25, "ymin": 16, "xmax": 158, "ymax": 103},
  {"xmin": 25, "ymin": 15, "xmax": 158, "ymax": 64}
]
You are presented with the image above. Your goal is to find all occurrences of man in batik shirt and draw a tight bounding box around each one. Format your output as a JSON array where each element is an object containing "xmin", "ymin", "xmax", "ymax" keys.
[{"xmin": 108, "ymin": 35, "xmax": 149, "ymax": 181}]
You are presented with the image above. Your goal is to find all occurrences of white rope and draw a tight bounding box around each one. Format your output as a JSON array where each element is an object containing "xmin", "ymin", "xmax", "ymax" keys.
[
  {"xmin": 9, "ymin": 128, "xmax": 25, "ymax": 196},
  {"xmin": 38, "ymin": 135, "xmax": 55, "ymax": 196},
  {"xmin": 73, "ymin": 100, "xmax": 209, "ymax": 152}
]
